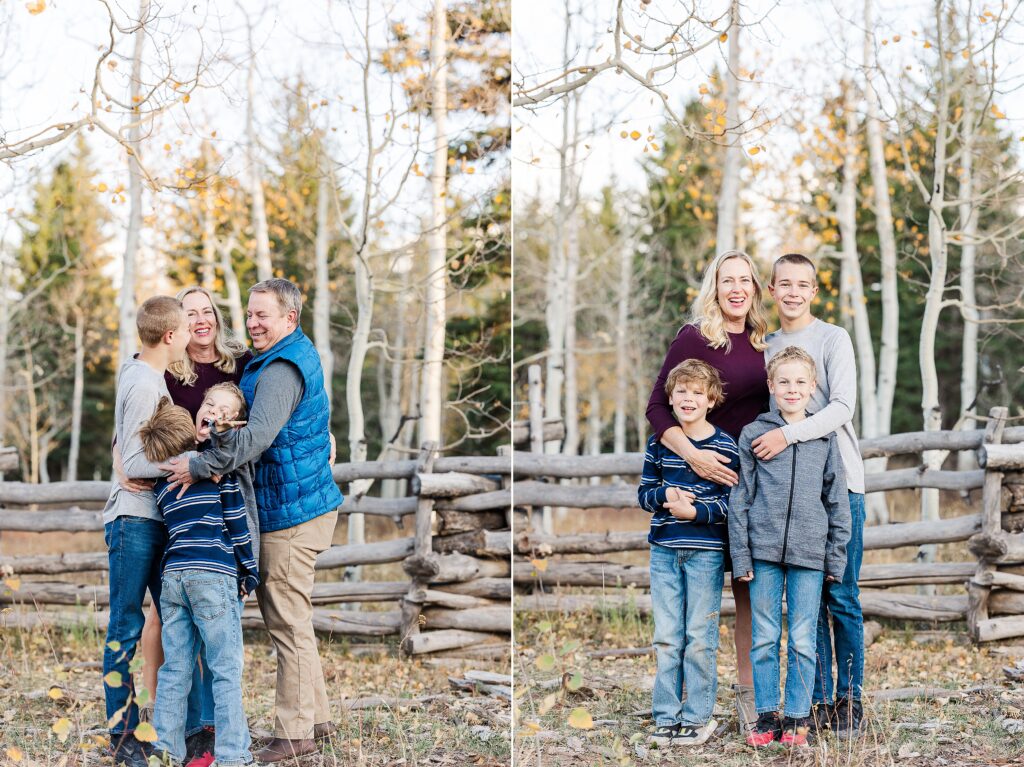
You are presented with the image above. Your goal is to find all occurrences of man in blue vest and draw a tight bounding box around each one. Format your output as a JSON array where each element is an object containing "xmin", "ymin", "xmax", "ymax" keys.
[{"xmin": 161, "ymin": 278, "xmax": 343, "ymax": 763}]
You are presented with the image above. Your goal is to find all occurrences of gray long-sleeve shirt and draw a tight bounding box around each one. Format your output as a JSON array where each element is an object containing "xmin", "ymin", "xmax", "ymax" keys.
[
  {"xmin": 102, "ymin": 359, "xmax": 170, "ymax": 524},
  {"xmin": 764, "ymin": 318, "xmax": 865, "ymax": 493},
  {"xmin": 188, "ymin": 360, "xmax": 304, "ymax": 482}
]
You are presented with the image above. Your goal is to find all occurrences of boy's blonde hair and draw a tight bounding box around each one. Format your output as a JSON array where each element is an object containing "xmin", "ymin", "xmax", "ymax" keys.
[
  {"xmin": 766, "ymin": 346, "xmax": 817, "ymax": 381},
  {"xmin": 664, "ymin": 359, "xmax": 725, "ymax": 407},
  {"xmin": 203, "ymin": 382, "xmax": 247, "ymax": 420},
  {"xmin": 137, "ymin": 296, "xmax": 185, "ymax": 347},
  {"xmin": 139, "ymin": 397, "xmax": 196, "ymax": 463}
]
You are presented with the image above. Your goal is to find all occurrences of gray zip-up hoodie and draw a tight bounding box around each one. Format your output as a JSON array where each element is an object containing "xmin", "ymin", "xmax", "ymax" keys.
[{"xmin": 729, "ymin": 410, "xmax": 851, "ymax": 580}]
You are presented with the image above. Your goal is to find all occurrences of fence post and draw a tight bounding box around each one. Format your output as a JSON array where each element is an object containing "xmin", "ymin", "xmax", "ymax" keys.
[
  {"xmin": 399, "ymin": 442, "xmax": 438, "ymax": 653},
  {"xmin": 967, "ymin": 406, "xmax": 1008, "ymax": 642},
  {"xmin": 527, "ymin": 364, "xmax": 552, "ymax": 535}
]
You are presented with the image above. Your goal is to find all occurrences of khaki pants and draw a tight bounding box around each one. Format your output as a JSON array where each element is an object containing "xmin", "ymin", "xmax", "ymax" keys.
[{"xmin": 256, "ymin": 510, "xmax": 338, "ymax": 739}]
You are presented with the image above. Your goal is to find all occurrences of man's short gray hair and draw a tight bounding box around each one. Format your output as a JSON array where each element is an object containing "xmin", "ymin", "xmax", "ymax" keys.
[{"xmin": 250, "ymin": 278, "xmax": 303, "ymax": 321}]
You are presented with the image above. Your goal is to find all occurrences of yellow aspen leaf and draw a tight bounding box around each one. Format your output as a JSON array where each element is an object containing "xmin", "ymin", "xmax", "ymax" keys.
[
  {"xmin": 698, "ymin": 84, "xmax": 709, "ymax": 95},
  {"xmin": 104, "ymin": 671, "xmax": 123, "ymax": 687},
  {"xmin": 623, "ymin": 41, "xmax": 632, "ymax": 50},
  {"xmin": 719, "ymin": 32, "xmax": 728, "ymax": 43},
  {"xmin": 567, "ymin": 708, "xmax": 593, "ymax": 729},
  {"xmin": 893, "ymin": 35, "xmax": 901, "ymax": 42},
  {"xmin": 650, "ymin": 142, "xmax": 659, "ymax": 151},
  {"xmin": 882, "ymin": 39, "xmax": 888, "ymax": 45},
  {"xmin": 133, "ymin": 722, "xmax": 158, "ymax": 743},
  {"xmin": 962, "ymin": 49, "xmax": 970, "ymax": 59},
  {"xmin": 52, "ymin": 717, "xmax": 71, "ymax": 742},
  {"xmin": 923, "ymin": 41, "xmax": 932, "ymax": 48},
  {"xmin": 523, "ymin": 721, "xmax": 541, "ymax": 733},
  {"xmin": 163, "ymin": 143, "xmax": 171, "ymax": 151},
  {"xmin": 466, "ymin": 166, "xmax": 475, "ymax": 174},
  {"xmin": 629, "ymin": 130, "xmax": 641, "ymax": 140},
  {"xmin": 6, "ymin": 747, "xmax": 23, "ymax": 762},
  {"xmin": 3, "ymin": 577, "xmax": 20, "ymax": 591},
  {"xmin": 26, "ymin": 1, "xmax": 46, "ymax": 15},
  {"xmin": 48, "ymin": 686, "xmax": 64, "ymax": 700},
  {"xmin": 531, "ymin": 558, "xmax": 548, "ymax": 572},
  {"xmin": 716, "ymin": 115, "xmax": 726, "ymax": 127},
  {"xmin": 97, "ymin": 182, "xmax": 108, "ymax": 193},
  {"xmin": 748, "ymin": 146, "xmax": 760, "ymax": 155},
  {"xmin": 537, "ymin": 692, "xmax": 558, "ymax": 715},
  {"xmin": 107, "ymin": 59, "xmax": 118, "ymax": 70},
  {"xmin": 183, "ymin": 94, "xmax": 191, "ymax": 103},
  {"xmin": 991, "ymin": 104, "xmax": 1006, "ymax": 119}
]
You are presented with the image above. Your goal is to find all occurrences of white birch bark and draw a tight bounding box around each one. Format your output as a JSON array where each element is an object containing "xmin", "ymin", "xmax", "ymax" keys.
[
  {"xmin": 586, "ymin": 381, "xmax": 602, "ymax": 486},
  {"xmin": 715, "ymin": 0, "xmax": 742, "ymax": 252},
  {"xmin": 313, "ymin": 169, "xmax": 334, "ymax": 390},
  {"xmin": 66, "ymin": 307, "xmax": 85, "ymax": 482},
  {"xmin": 380, "ymin": 266, "xmax": 410, "ymax": 500},
  {"xmin": 200, "ymin": 141, "xmax": 216, "ymax": 291},
  {"xmin": 218, "ymin": 239, "xmax": 245, "ymax": 334},
  {"xmin": 118, "ymin": 0, "xmax": 150, "ymax": 368},
  {"xmin": 561, "ymin": 110, "xmax": 581, "ymax": 457},
  {"xmin": 418, "ymin": 0, "xmax": 448, "ymax": 447},
  {"xmin": 246, "ymin": 41, "xmax": 272, "ymax": 282},
  {"xmin": 613, "ymin": 237, "xmax": 631, "ymax": 454},
  {"xmin": 0, "ymin": 258, "xmax": 9, "ymax": 461}
]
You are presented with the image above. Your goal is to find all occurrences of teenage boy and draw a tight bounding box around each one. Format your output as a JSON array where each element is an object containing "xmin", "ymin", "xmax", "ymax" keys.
[
  {"xmin": 139, "ymin": 396, "xmax": 258, "ymax": 767},
  {"xmin": 638, "ymin": 359, "xmax": 739, "ymax": 747},
  {"xmin": 757, "ymin": 253, "xmax": 867, "ymax": 738},
  {"xmin": 102, "ymin": 296, "xmax": 191, "ymax": 767},
  {"xmin": 729, "ymin": 346, "xmax": 851, "ymax": 748}
]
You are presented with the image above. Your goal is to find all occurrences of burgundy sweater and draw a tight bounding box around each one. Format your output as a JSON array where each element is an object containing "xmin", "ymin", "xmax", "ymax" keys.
[
  {"xmin": 646, "ymin": 324, "xmax": 769, "ymax": 442},
  {"xmin": 165, "ymin": 351, "xmax": 253, "ymax": 421}
]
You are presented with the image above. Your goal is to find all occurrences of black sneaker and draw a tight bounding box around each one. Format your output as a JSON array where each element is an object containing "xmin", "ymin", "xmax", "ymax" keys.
[
  {"xmin": 107, "ymin": 739, "xmax": 154, "ymax": 767},
  {"xmin": 780, "ymin": 716, "xmax": 814, "ymax": 747},
  {"xmin": 646, "ymin": 723, "xmax": 680, "ymax": 747},
  {"xmin": 811, "ymin": 702, "xmax": 834, "ymax": 733},
  {"xmin": 746, "ymin": 711, "xmax": 781, "ymax": 747},
  {"xmin": 184, "ymin": 725, "xmax": 215, "ymax": 763},
  {"xmin": 834, "ymin": 697, "xmax": 863, "ymax": 739}
]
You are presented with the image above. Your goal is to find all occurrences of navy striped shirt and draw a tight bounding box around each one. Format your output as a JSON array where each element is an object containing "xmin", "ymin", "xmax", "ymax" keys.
[
  {"xmin": 155, "ymin": 473, "xmax": 259, "ymax": 595},
  {"xmin": 638, "ymin": 427, "xmax": 740, "ymax": 550}
]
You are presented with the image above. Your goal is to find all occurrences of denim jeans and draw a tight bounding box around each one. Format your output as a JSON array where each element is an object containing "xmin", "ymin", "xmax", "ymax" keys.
[
  {"xmin": 649, "ymin": 545, "xmax": 724, "ymax": 727},
  {"xmin": 103, "ymin": 517, "xmax": 214, "ymax": 736},
  {"xmin": 153, "ymin": 569, "xmax": 252, "ymax": 766},
  {"xmin": 814, "ymin": 491, "xmax": 865, "ymax": 704},
  {"xmin": 749, "ymin": 560, "xmax": 823, "ymax": 719}
]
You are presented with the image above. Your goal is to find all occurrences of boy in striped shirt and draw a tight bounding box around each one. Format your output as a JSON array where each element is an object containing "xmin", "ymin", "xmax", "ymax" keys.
[
  {"xmin": 139, "ymin": 392, "xmax": 257, "ymax": 767},
  {"xmin": 638, "ymin": 359, "xmax": 739, "ymax": 748}
]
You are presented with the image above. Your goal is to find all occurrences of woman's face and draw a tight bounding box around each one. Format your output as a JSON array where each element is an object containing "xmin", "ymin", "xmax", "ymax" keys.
[
  {"xmin": 182, "ymin": 291, "xmax": 218, "ymax": 352},
  {"xmin": 716, "ymin": 257, "xmax": 755, "ymax": 328}
]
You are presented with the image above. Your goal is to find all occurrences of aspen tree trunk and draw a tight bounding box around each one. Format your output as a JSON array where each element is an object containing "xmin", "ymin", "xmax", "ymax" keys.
[
  {"xmin": 219, "ymin": 242, "xmax": 245, "ymax": 334},
  {"xmin": 381, "ymin": 266, "xmax": 410, "ymax": 500},
  {"xmin": 586, "ymin": 381, "xmax": 602, "ymax": 486},
  {"xmin": 957, "ymin": 34, "xmax": 979, "ymax": 473},
  {"xmin": 314, "ymin": 170, "xmax": 334, "ymax": 390},
  {"xmin": 715, "ymin": 0, "xmax": 742, "ymax": 252},
  {"xmin": 66, "ymin": 307, "xmax": 85, "ymax": 482},
  {"xmin": 863, "ymin": 0, "xmax": 898, "ymax": 523},
  {"xmin": 246, "ymin": 46, "xmax": 272, "ymax": 282},
  {"xmin": 118, "ymin": 0, "xmax": 150, "ymax": 368},
  {"xmin": 562, "ymin": 106, "xmax": 580, "ymax": 457},
  {"xmin": 918, "ymin": 0, "xmax": 951, "ymax": 563},
  {"xmin": 0, "ymin": 259, "xmax": 9, "ymax": 461},
  {"xmin": 200, "ymin": 142, "xmax": 216, "ymax": 290},
  {"xmin": 418, "ymin": 0, "xmax": 448, "ymax": 447},
  {"xmin": 613, "ymin": 238, "xmax": 631, "ymax": 454}
]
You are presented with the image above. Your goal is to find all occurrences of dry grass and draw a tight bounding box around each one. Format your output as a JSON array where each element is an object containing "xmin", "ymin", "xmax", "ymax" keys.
[{"xmin": 0, "ymin": 612, "xmax": 511, "ymax": 766}]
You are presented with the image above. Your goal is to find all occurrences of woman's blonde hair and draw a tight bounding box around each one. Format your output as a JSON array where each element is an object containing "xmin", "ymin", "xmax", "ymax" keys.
[
  {"xmin": 688, "ymin": 250, "xmax": 769, "ymax": 352},
  {"xmin": 166, "ymin": 286, "xmax": 249, "ymax": 387}
]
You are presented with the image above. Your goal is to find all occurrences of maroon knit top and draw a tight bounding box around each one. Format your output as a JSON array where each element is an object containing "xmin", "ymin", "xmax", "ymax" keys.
[{"xmin": 164, "ymin": 350, "xmax": 253, "ymax": 421}]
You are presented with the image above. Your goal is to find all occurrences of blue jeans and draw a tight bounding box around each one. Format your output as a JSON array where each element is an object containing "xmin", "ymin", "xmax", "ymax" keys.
[
  {"xmin": 749, "ymin": 560, "xmax": 823, "ymax": 719},
  {"xmin": 649, "ymin": 545, "xmax": 724, "ymax": 727},
  {"xmin": 103, "ymin": 517, "xmax": 214, "ymax": 736},
  {"xmin": 153, "ymin": 570, "xmax": 252, "ymax": 766},
  {"xmin": 814, "ymin": 491, "xmax": 865, "ymax": 704}
]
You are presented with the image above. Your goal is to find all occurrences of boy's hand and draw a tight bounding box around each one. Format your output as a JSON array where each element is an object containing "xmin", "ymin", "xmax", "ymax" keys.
[
  {"xmin": 113, "ymin": 443, "xmax": 154, "ymax": 494},
  {"xmin": 665, "ymin": 492, "xmax": 697, "ymax": 521},
  {"xmin": 826, "ymin": 575, "xmax": 839, "ymax": 583},
  {"xmin": 158, "ymin": 455, "xmax": 194, "ymax": 499},
  {"xmin": 752, "ymin": 428, "xmax": 788, "ymax": 460},
  {"xmin": 737, "ymin": 571, "xmax": 754, "ymax": 582},
  {"xmin": 684, "ymin": 447, "xmax": 738, "ymax": 486}
]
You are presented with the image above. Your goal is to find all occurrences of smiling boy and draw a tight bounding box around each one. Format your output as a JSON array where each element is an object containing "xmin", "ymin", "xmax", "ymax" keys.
[
  {"xmin": 638, "ymin": 359, "xmax": 739, "ymax": 748},
  {"xmin": 758, "ymin": 253, "xmax": 867, "ymax": 738}
]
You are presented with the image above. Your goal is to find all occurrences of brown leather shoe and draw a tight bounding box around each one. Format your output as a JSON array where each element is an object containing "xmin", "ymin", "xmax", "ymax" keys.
[
  {"xmin": 313, "ymin": 721, "xmax": 338, "ymax": 742},
  {"xmin": 254, "ymin": 738, "xmax": 316, "ymax": 763}
]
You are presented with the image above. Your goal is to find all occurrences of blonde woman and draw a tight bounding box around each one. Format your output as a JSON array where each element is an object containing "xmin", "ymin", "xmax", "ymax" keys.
[{"xmin": 644, "ymin": 250, "xmax": 771, "ymax": 737}]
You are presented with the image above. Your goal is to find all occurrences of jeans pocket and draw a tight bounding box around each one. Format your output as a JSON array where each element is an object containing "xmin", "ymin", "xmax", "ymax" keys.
[{"xmin": 184, "ymin": 577, "xmax": 228, "ymax": 621}]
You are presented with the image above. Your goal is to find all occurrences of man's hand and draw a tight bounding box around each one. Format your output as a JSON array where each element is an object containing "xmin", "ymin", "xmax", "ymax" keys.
[
  {"xmin": 664, "ymin": 487, "xmax": 697, "ymax": 520},
  {"xmin": 826, "ymin": 575, "xmax": 839, "ymax": 583},
  {"xmin": 113, "ymin": 443, "xmax": 154, "ymax": 494},
  {"xmin": 157, "ymin": 455, "xmax": 194, "ymax": 499},
  {"xmin": 684, "ymin": 448, "xmax": 738, "ymax": 486},
  {"xmin": 329, "ymin": 433, "xmax": 337, "ymax": 466},
  {"xmin": 752, "ymin": 428, "xmax": 788, "ymax": 461},
  {"xmin": 737, "ymin": 571, "xmax": 754, "ymax": 582}
]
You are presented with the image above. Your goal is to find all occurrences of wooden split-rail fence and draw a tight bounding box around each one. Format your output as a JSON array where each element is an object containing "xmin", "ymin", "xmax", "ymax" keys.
[
  {"xmin": 0, "ymin": 445, "xmax": 511, "ymax": 657},
  {"xmin": 512, "ymin": 368, "xmax": 1024, "ymax": 643}
]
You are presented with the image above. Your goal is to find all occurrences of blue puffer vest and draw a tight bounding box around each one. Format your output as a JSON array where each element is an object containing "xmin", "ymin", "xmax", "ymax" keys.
[{"xmin": 240, "ymin": 327, "xmax": 343, "ymax": 533}]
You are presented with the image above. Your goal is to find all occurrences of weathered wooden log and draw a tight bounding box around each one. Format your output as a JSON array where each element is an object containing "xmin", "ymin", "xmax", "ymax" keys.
[
  {"xmin": 866, "ymin": 468, "xmax": 985, "ymax": 493},
  {"xmin": 968, "ymin": 532, "xmax": 1024, "ymax": 565},
  {"xmin": 421, "ymin": 606, "xmax": 511, "ymax": 633},
  {"xmin": 401, "ymin": 629, "xmax": 504, "ymax": 655},
  {"xmin": 433, "ymin": 529, "xmax": 511, "ymax": 557},
  {"xmin": 512, "ymin": 452, "xmax": 641, "ymax": 478},
  {"xmin": 331, "ymin": 456, "xmax": 508, "ymax": 483},
  {"xmin": 858, "ymin": 426, "xmax": 1024, "ymax": 459},
  {"xmin": 988, "ymin": 590, "xmax": 1024, "ymax": 615},
  {"xmin": 863, "ymin": 513, "xmax": 980, "ymax": 550},
  {"xmin": 0, "ymin": 447, "xmax": 18, "ymax": 473},
  {"xmin": 436, "ymin": 510, "xmax": 507, "ymax": 535},
  {"xmin": 310, "ymin": 582, "xmax": 408, "ymax": 604},
  {"xmin": 868, "ymin": 685, "xmax": 998, "ymax": 702},
  {"xmin": 415, "ymin": 472, "xmax": 501, "ymax": 498},
  {"xmin": 0, "ymin": 581, "xmax": 108, "ymax": 606},
  {"xmin": 512, "ymin": 419, "xmax": 565, "ymax": 447},
  {"xmin": 975, "ymin": 570, "xmax": 1024, "ymax": 592},
  {"xmin": 435, "ymin": 489, "xmax": 512, "ymax": 512},
  {"xmin": 405, "ymin": 553, "xmax": 510, "ymax": 584},
  {"xmin": 857, "ymin": 562, "xmax": 975, "ymax": 587},
  {"xmin": 0, "ymin": 509, "xmax": 102, "ymax": 532},
  {"xmin": 316, "ymin": 537, "xmax": 415, "ymax": 569},
  {"xmin": 0, "ymin": 481, "xmax": 109, "ymax": 504},
  {"xmin": 432, "ymin": 578, "xmax": 512, "ymax": 601},
  {"xmin": 515, "ymin": 531, "xmax": 647, "ymax": 555},
  {"xmin": 975, "ymin": 615, "xmax": 1024, "ymax": 642},
  {"xmin": 978, "ymin": 443, "xmax": 1024, "ymax": 471},
  {"xmin": 433, "ymin": 456, "xmax": 510, "ymax": 475},
  {"xmin": 340, "ymin": 495, "xmax": 417, "ymax": 517},
  {"xmin": 0, "ymin": 552, "xmax": 109, "ymax": 575},
  {"xmin": 408, "ymin": 587, "xmax": 499, "ymax": 610}
]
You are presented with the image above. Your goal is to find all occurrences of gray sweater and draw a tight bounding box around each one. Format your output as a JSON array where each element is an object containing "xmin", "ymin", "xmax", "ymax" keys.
[
  {"xmin": 728, "ymin": 410, "xmax": 852, "ymax": 580},
  {"xmin": 765, "ymin": 319, "xmax": 865, "ymax": 493},
  {"xmin": 102, "ymin": 359, "xmax": 170, "ymax": 525},
  {"xmin": 205, "ymin": 427, "xmax": 261, "ymax": 567}
]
